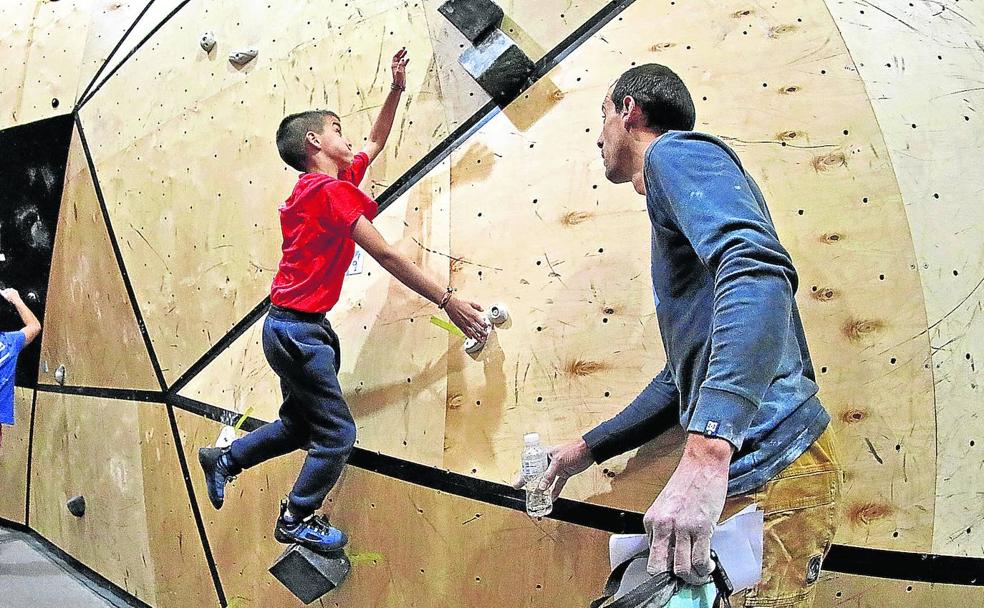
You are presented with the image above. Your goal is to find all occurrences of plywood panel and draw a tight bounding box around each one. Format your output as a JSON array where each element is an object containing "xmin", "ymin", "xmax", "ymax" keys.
[
  {"xmin": 29, "ymin": 392, "xmax": 216, "ymax": 607},
  {"xmin": 0, "ymin": 1, "xmax": 44, "ymax": 130},
  {"xmin": 502, "ymin": 0, "xmax": 612, "ymax": 59},
  {"xmin": 443, "ymin": 0, "xmax": 936, "ymax": 553},
  {"xmin": 38, "ymin": 126, "xmax": 159, "ymax": 391},
  {"xmin": 17, "ymin": 0, "xmax": 93, "ymax": 124},
  {"xmin": 822, "ymin": 0, "xmax": 984, "ymax": 558},
  {"xmin": 77, "ymin": 1, "xmax": 189, "ymax": 104},
  {"xmin": 0, "ymin": 0, "xmax": 92, "ymax": 130},
  {"xmin": 0, "ymin": 388, "xmax": 33, "ymax": 524},
  {"xmin": 179, "ymin": 161, "xmax": 454, "ymax": 466},
  {"xmin": 173, "ymin": 409, "xmax": 612, "ymax": 608},
  {"xmin": 815, "ymin": 572, "xmax": 984, "ymax": 608},
  {"xmin": 80, "ymin": 0, "xmax": 457, "ymax": 170}
]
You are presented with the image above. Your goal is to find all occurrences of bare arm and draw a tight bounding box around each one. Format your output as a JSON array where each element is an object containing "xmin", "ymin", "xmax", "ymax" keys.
[
  {"xmin": 350, "ymin": 217, "xmax": 488, "ymax": 340},
  {"xmin": 363, "ymin": 48, "xmax": 409, "ymax": 163},
  {"xmin": 1, "ymin": 289, "xmax": 41, "ymax": 346}
]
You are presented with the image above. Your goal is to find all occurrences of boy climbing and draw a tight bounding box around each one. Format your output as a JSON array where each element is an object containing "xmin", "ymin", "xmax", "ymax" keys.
[
  {"xmin": 199, "ymin": 48, "xmax": 488, "ymax": 554},
  {"xmin": 0, "ymin": 288, "xmax": 42, "ymax": 450}
]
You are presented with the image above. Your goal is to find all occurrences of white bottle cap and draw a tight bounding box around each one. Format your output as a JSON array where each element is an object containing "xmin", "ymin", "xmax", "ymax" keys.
[{"xmin": 524, "ymin": 432, "xmax": 540, "ymax": 445}]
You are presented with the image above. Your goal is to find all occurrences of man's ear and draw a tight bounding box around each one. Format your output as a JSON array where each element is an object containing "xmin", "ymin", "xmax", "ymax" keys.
[
  {"xmin": 621, "ymin": 95, "xmax": 645, "ymax": 130},
  {"xmin": 305, "ymin": 130, "xmax": 321, "ymax": 150}
]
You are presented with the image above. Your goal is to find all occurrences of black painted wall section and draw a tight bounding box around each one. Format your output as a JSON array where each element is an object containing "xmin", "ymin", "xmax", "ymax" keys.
[{"xmin": 0, "ymin": 114, "xmax": 74, "ymax": 388}]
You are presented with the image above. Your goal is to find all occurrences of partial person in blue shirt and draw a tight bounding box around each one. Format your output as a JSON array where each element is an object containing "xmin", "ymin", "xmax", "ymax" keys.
[
  {"xmin": 515, "ymin": 64, "xmax": 842, "ymax": 607},
  {"xmin": 0, "ymin": 288, "xmax": 42, "ymax": 450}
]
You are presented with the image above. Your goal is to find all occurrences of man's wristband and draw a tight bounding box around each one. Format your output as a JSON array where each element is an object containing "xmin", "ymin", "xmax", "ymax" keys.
[{"xmin": 391, "ymin": 83, "xmax": 405, "ymax": 92}]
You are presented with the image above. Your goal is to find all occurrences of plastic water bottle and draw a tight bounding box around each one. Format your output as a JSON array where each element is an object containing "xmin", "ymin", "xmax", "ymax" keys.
[{"xmin": 522, "ymin": 433, "xmax": 553, "ymax": 518}]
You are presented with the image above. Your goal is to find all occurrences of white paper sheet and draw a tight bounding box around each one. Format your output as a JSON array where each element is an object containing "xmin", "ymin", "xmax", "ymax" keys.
[{"xmin": 608, "ymin": 504, "xmax": 764, "ymax": 600}]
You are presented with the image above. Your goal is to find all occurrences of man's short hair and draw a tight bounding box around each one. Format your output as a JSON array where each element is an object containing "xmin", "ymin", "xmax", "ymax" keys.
[
  {"xmin": 276, "ymin": 110, "xmax": 339, "ymax": 172},
  {"xmin": 612, "ymin": 64, "xmax": 695, "ymax": 132}
]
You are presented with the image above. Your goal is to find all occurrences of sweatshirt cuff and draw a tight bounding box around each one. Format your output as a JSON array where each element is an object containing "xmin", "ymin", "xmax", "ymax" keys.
[
  {"xmin": 686, "ymin": 386, "xmax": 758, "ymax": 451},
  {"xmin": 582, "ymin": 424, "xmax": 618, "ymax": 464}
]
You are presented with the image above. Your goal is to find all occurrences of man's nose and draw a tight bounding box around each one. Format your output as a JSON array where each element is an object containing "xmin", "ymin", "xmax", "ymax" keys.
[{"xmin": 596, "ymin": 136, "xmax": 603, "ymax": 149}]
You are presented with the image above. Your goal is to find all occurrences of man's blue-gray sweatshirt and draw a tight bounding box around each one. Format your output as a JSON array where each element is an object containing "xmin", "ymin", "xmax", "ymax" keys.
[{"xmin": 582, "ymin": 131, "xmax": 830, "ymax": 496}]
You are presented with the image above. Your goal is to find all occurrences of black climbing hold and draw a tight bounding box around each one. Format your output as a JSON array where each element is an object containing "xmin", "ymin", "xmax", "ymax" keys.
[
  {"xmin": 270, "ymin": 545, "xmax": 351, "ymax": 603},
  {"xmin": 459, "ymin": 29, "xmax": 534, "ymax": 105},
  {"xmin": 66, "ymin": 495, "xmax": 86, "ymax": 517},
  {"xmin": 438, "ymin": 0, "xmax": 504, "ymax": 43}
]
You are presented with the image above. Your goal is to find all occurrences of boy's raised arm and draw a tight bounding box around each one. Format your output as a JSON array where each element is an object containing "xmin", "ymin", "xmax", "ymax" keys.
[{"xmin": 363, "ymin": 48, "xmax": 409, "ymax": 163}]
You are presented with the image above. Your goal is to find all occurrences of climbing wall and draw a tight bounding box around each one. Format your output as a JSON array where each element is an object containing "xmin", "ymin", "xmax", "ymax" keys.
[
  {"xmin": 38, "ymin": 124, "xmax": 160, "ymax": 390},
  {"xmin": 443, "ymin": 1, "xmax": 938, "ymax": 550},
  {"xmin": 0, "ymin": 0, "xmax": 91, "ymax": 130},
  {"xmin": 823, "ymin": 0, "xmax": 984, "ymax": 559},
  {"xmin": 0, "ymin": 388, "xmax": 34, "ymax": 524},
  {"xmin": 28, "ymin": 392, "xmax": 216, "ymax": 607},
  {"xmin": 2, "ymin": 0, "xmax": 981, "ymax": 606},
  {"xmin": 174, "ymin": 411, "xmax": 614, "ymax": 607}
]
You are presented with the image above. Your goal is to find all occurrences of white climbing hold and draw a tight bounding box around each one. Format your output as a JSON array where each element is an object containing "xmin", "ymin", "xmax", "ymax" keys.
[
  {"xmin": 488, "ymin": 303, "xmax": 509, "ymax": 325},
  {"xmin": 200, "ymin": 32, "xmax": 216, "ymax": 53},
  {"xmin": 229, "ymin": 48, "xmax": 258, "ymax": 67}
]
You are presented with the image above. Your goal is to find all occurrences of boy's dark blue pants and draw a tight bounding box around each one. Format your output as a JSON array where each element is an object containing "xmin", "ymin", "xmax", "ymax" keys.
[{"xmin": 228, "ymin": 305, "xmax": 356, "ymax": 516}]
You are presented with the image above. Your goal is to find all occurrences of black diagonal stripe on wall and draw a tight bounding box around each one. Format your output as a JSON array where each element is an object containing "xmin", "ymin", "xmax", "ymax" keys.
[
  {"xmin": 24, "ymin": 388, "xmax": 39, "ymax": 526},
  {"xmin": 164, "ymin": 402, "xmax": 227, "ymax": 606}
]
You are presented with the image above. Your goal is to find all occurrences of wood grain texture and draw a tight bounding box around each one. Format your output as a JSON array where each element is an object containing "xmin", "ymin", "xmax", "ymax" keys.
[
  {"xmin": 815, "ymin": 572, "xmax": 984, "ymax": 608},
  {"xmin": 0, "ymin": 0, "xmax": 91, "ymax": 130},
  {"xmin": 173, "ymin": 409, "xmax": 612, "ymax": 608},
  {"xmin": 823, "ymin": 0, "xmax": 984, "ymax": 559},
  {"xmin": 28, "ymin": 392, "xmax": 215, "ymax": 607},
  {"xmin": 0, "ymin": 388, "xmax": 33, "ymax": 524},
  {"xmin": 38, "ymin": 126, "xmax": 159, "ymax": 390}
]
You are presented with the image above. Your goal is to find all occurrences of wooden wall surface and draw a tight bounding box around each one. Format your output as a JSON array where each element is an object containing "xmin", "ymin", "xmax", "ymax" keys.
[{"xmin": 7, "ymin": 0, "xmax": 982, "ymax": 606}]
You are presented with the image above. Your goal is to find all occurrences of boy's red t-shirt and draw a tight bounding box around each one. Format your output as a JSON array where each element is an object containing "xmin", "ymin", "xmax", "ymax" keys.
[{"xmin": 270, "ymin": 152, "xmax": 377, "ymax": 313}]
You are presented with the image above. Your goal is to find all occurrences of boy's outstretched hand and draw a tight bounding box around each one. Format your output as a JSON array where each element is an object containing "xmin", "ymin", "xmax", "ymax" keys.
[
  {"xmin": 392, "ymin": 48, "xmax": 409, "ymax": 90},
  {"xmin": 445, "ymin": 297, "xmax": 488, "ymax": 342}
]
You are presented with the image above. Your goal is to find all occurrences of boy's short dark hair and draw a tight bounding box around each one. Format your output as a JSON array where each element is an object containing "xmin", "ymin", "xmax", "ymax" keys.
[
  {"xmin": 612, "ymin": 64, "xmax": 695, "ymax": 132},
  {"xmin": 276, "ymin": 110, "xmax": 339, "ymax": 172}
]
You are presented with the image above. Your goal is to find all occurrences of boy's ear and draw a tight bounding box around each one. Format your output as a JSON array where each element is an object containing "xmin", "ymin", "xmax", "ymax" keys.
[{"xmin": 305, "ymin": 130, "xmax": 321, "ymax": 150}]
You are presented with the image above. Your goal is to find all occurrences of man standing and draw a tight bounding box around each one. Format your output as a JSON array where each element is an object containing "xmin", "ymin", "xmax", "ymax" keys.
[
  {"xmin": 0, "ymin": 288, "xmax": 41, "ymax": 450},
  {"xmin": 524, "ymin": 65, "xmax": 842, "ymax": 607}
]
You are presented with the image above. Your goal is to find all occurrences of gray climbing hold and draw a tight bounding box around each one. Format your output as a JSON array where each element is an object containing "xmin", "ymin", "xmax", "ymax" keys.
[
  {"xmin": 67, "ymin": 496, "xmax": 86, "ymax": 517},
  {"xmin": 200, "ymin": 32, "xmax": 216, "ymax": 53},
  {"xmin": 229, "ymin": 48, "xmax": 258, "ymax": 67},
  {"xmin": 54, "ymin": 364, "xmax": 66, "ymax": 386}
]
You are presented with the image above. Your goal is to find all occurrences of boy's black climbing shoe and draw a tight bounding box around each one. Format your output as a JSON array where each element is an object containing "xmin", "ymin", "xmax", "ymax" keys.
[{"xmin": 198, "ymin": 447, "xmax": 237, "ymax": 510}]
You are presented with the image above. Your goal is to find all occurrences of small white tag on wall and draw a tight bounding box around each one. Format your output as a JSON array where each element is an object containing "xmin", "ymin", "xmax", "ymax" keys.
[
  {"xmin": 215, "ymin": 426, "xmax": 237, "ymax": 449},
  {"xmin": 346, "ymin": 247, "xmax": 365, "ymax": 276}
]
